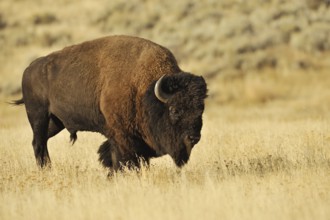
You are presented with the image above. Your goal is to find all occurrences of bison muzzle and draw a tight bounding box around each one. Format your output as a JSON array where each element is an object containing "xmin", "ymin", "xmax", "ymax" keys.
[{"xmin": 14, "ymin": 35, "xmax": 207, "ymax": 172}]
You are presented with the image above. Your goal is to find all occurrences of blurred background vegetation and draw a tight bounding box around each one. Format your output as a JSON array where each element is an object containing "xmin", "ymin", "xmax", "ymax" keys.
[{"xmin": 1, "ymin": 0, "xmax": 330, "ymax": 106}]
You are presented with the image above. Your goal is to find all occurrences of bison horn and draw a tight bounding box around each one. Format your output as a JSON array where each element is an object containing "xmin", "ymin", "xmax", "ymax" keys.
[{"xmin": 154, "ymin": 75, "xmax": 171, "ymax": 103}]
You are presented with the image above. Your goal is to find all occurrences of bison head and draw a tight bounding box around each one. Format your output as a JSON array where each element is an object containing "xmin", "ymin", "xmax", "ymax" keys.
[{"xmin": 143, "ymin": 72, "xmax": 207, "ymax": 167}]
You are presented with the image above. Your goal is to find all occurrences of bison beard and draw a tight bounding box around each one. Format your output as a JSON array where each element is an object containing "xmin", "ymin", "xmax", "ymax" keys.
[{"xmin": 13, "ymin": 35, "xmax": 207, "ymax": 173}]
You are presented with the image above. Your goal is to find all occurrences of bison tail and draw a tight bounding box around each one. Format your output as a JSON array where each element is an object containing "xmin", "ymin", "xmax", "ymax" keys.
[{"xmin": 9, "ymin": 98, "xmax": 24, "ymax": 106}]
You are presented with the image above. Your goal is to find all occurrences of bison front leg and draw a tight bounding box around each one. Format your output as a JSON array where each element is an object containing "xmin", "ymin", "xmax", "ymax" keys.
[
  {"xmin": 98, "ymin": 140, "xmax": 141, "ymax": 173},
  {"xmin": 98, "ymin": 141, "xmax": 113, "ymax": 169}
]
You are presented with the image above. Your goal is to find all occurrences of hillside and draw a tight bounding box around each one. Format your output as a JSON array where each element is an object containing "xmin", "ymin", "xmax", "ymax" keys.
[{"xmin": 1, "ymin": 0, "xmax": 330, "ymax": 98}]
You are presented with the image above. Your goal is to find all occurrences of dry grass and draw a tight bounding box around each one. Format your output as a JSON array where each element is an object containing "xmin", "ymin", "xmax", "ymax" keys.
[
  {"xmin": 1, "ymin": 68, "xmax": 330, "ymax": 220},
  {"xmin": 0, "ymin": 120, "xmax": 330, "ymax": 220}
]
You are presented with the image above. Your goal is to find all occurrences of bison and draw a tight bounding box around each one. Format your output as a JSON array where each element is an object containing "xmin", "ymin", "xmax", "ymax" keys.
[{"xmin": 14, "ymin": 35, "xmax": 207, "ymax": 172}]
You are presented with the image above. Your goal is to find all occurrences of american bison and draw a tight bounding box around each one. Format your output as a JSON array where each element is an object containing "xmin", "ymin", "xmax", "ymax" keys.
[{"xmin": 14, "ymin": 35, "xmax": 207, "ymax": 171}]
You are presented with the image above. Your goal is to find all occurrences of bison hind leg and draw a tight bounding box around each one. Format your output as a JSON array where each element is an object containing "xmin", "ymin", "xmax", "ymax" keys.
[
  {"xmin": 26, "ymin": 107, "xmax": 51, "ymax": 168},
  {"xmin": 48, "ymin": 114, "xmax": 65, "ymax": 139}
]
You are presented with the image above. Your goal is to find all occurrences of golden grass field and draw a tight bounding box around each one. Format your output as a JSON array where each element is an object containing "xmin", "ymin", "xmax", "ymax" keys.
[
  {"xmin": 1, "ymin": 69, "xmax": 330, "ymax": 220},
  {"xmin": 1, "ymin": 0, "xmax": 330, "ymax": 220}
]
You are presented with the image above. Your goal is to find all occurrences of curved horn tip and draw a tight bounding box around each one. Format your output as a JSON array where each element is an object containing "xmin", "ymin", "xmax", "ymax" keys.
[{"xmin": 154, "ymin": 75, "xmax": 170, "ymax": 103}]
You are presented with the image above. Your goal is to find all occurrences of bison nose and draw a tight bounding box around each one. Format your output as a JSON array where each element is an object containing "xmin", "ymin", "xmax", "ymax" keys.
[{"xmin": 187, "ymin": 135, "xmax": 201, "ymax": 145}]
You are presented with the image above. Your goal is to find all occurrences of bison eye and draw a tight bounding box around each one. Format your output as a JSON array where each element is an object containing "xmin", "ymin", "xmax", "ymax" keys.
[{"xmin": 169, "ymin": 106, "xmax": 182, "ymax": 123}]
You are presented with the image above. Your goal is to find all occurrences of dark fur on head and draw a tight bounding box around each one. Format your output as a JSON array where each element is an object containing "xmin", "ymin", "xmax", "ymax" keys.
[{"xmin": 142, "ymin": 72, "xmax": 207, "ymax": 166}]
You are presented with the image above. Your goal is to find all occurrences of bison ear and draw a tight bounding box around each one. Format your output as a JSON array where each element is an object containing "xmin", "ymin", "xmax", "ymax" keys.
[{"xmin": 154, "ymin": 74, "xmax": 179, "ymax": 103}]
